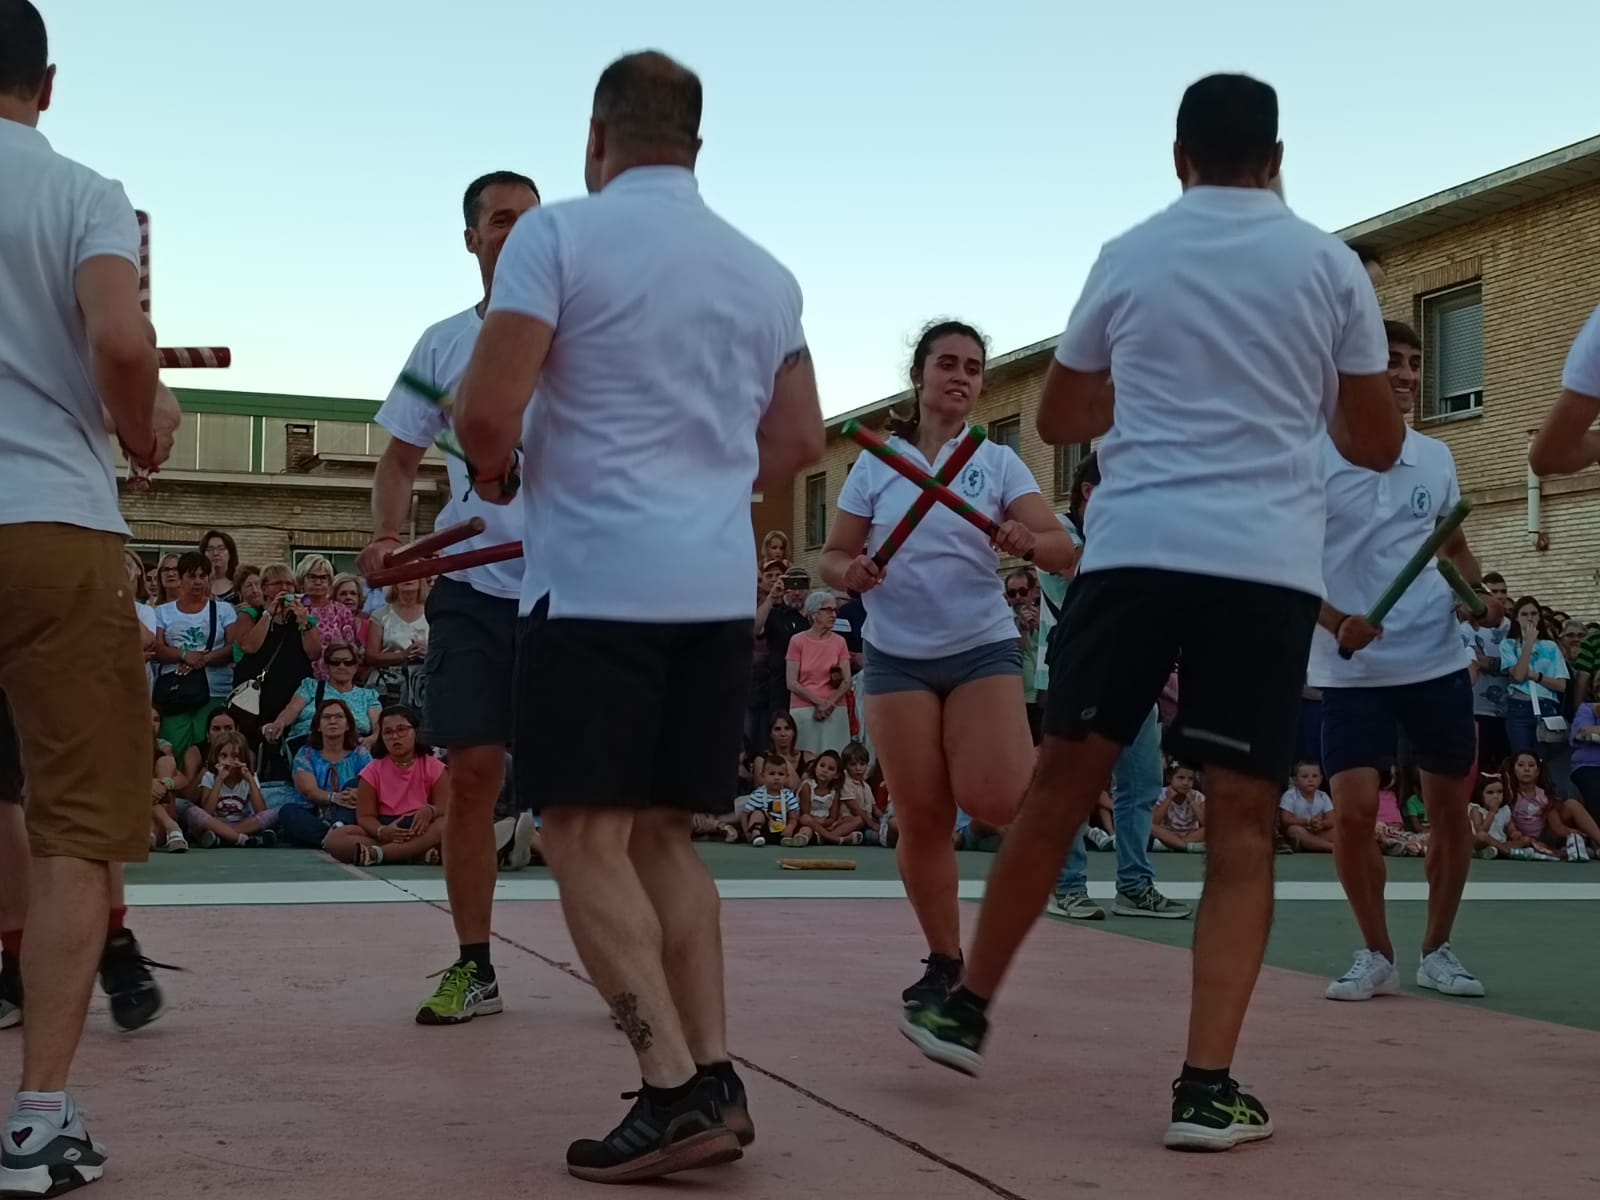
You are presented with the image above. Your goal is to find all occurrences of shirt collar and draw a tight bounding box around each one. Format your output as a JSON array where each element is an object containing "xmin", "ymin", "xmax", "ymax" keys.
[
  {"xmin": 1399, "ymin": 424, "xmax": 1420, "ymax": 467},
  {"xmin": 0, "ymin": 117, "xmax": 48, "ymax": 149},
  {"xmin": 1177, "ymin": 185, "xmax": 1284, "ymax": 213},
  {"xmin": 602, "ymin": 165, "xmax": 701, "ymax": 198}
]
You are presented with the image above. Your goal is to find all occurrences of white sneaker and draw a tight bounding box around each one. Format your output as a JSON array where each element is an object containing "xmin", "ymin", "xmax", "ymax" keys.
[
  {"xmin": 1476, "ymin": 846, "xmax": 1498, "ymax": 860},
  {"xmin": 506, "ymin": 812, "xmax": 536, "ymax": 870},
  {"xmin": 1567, "ymin": 833, "xmax": 1591, "ymax": 863},
  {"xmin": 1085, "ymin": 827, "xmax": 1114, "ymax": 851},
  {"xmin": 1417, "ymin": 944, "xmax": 1485, "ymax": 997},
  {"xmin": 1325, "ymin": 948, "xmax": 1400, "ymax": 1001},
  {"xmin": 0, "ymin": 1095, "xmax": 108, "ymax": 1195}
]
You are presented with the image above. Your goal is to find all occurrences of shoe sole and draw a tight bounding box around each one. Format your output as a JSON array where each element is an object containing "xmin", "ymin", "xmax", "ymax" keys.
[
  {"xmin": 898, "ymin": 1014, "xmax": 982, "ymax": 1077},
  {"xmin": 1163, "ymin": 1118, "xmax": 1274, "ymax": 1151},
  {"xmin": 416, "ymin": 995, "xmax": 505, "ymax": 1025},
  {"xmin": 1048, "ymin": 899, "xmax": 1106, "ymax": 921},
  {"xmin": 0, "ymin": 1007, "xmax": 18, "ymax": 1031},
  {"xmin": 1416, "ymin": 973, "xmax": 1485, "ymax": 998},
  {"xmin": 110, "ymin": 996, "xmax": 164, "ymax": 1032},
  {"xmin": 567, "ymin": 1128, "xmax": 742, "ymax": 1184},
  {"xmin": 1326, "ymin": 976, "xmax": 1400, "ymax": 1001},
  {"xmin": 0, "ymin": 1157, "xmax": 106, "ymax": 1195},
  {"xmin": 1112, "ymin": 902, "xmax": 1192, "ymax": 920}
]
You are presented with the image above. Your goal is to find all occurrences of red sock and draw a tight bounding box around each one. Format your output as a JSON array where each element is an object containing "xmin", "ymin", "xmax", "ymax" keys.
[
  {"xmin": 108, "ymin": 907, "xmax": 127, "ymax": 933},
  {"xmin": 0, "ymin": 929, "xmax": 20, "ymax": 957}
]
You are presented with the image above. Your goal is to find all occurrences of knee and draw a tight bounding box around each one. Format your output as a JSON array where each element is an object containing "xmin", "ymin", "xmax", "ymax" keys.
[
  {"xmin": 1335, "ymin": 802, "xmax": 1374, "ymax": 839},
  {"xmin": 444, "ymin": 750, "xmax": 505, "ymax": 811}
]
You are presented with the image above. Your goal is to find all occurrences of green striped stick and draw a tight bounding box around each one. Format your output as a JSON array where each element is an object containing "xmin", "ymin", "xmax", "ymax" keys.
[
  {"xmin": 1437, "ymin": 559, "xmax": 1488, "ymax": 618},
  {"xmin": 871, "ymin": 426, "xmax": 987, "ymax": 567},
  {"xmin": 396, "ymin": 371, "xmax": 466, "ymax": 463},
  {"xmin": 843, "ymin": 420, "xmax": 1005, "ymax": 539},
  {"xmin": 1338, "ymin": 496, "xmax": 1473, "ymax": 659}
]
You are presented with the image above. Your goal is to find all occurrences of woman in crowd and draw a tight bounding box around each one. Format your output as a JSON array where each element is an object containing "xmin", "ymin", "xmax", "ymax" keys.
[
  {"xmin": 332, "ymin": 573, "xmax": 372, "ymax": 662},
  {"xmin": 786, "ymin": 590, "xmax": 852, "ymax": 755},
  {"xmin": 233, "ymin": 563, "xmax": 322, "ymax": 762},
  {"xmin": 201, "ymin": 529, "xmax": 242, "ymax": 603},
  {"xmin": 150, "ymin": 708, "xmax": 187, "ymax": 853},
  {"xmin": 278, "ymin": 699, "xmax": 374, "ymax": 848},
  {"xmin": 753, "ymin": 711, "xmax": 811, "ymax": 792},
  {"xmin": 323, "ymin": 707, "xmax": 449, "ymax": 867},
  {"xmin": 262, "ymin": 641, "xmax": 381, "ymax": 756},
  {"xmin": 296, "ymin": 555, "xmax": 361, "ymax": 679},
  {"xmin": 365, "ymin": 577, "xmax": 430, "ymax": 707},
  {"xmin": 234, "ymin": 564, "xmax": 264, "ymax": 613},
  {"xmin": 1500, "ymin": 595, "xmax": 1569, "ymax": 760},
  {"xmin": 123, "ymin": 549, "xmax": 159, "ymax": 690},
  {"xmin": 761, "ymin": 529, "xmax": 791, "ymax": 568},
  {"xmin": 152, "ymin": 552, "xmax": 181, "ymax": 605},
  {"xmin": 152, "ymin": 551, "xmax": 240, "ymax": 759},
  {"xmin": 817, "ymin": 318, "xmax": 1074, "ymax": 1010}
]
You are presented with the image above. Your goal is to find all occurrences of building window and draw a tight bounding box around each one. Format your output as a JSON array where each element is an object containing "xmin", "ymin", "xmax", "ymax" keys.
[
  {"xmin": 804, "ymin": 472, "xmax": 828, "ymax": 549},
  {"xmin": 1053, "ymin": 441, "xmax": 1093, "ymax": 500},
  {"xmin": 1421, "ymin": 284, "xmax": 1483, "ymax": 421},
  {"xmin": 992, "ymin": 415, "xmax": 1022, "ymax": 456}
]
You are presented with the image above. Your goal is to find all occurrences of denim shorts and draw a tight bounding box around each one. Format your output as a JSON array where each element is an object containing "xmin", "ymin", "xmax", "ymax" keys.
[{"xmin": 863, "ymin": 637, "xmax": 1022, "ymax": 699}]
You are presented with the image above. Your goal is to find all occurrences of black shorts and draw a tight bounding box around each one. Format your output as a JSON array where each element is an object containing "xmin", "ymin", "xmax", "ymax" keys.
[
  {"xmin": 513, "ymin": 595, "xmax": 752, "ymax": 814},
  {"xmin": 422, "ymin": 576, "xmax": 517, "ymax": 749},
  {"xmin": 1321, "ymin": 669, "xmax": 1476, "ymax": 780},
  {"xmin": 1044, "ymin": 568, "xmax": 1319, "ymax": 784},
  {"xmin": 0, "ymin": 694, "xmax": 21, "ymax": 804}
]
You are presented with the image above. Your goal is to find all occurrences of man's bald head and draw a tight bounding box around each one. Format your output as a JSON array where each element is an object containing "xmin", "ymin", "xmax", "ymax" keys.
[{"xmin": 585, "ymin": 51, "xmax": 703, "ymax": 192}]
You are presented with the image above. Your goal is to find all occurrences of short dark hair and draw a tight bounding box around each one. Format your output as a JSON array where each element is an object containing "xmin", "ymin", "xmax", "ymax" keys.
[
  {"xmin": 0, "ymin": 0, "xmax": 47, "ymax": 99},
  {"xmin": 1482, "ymin": 571, "xmax": 1505, "ymax": 586},
  {"xmin": 1175, "ymin": 73, "xmax": 1278, "ymax": 181},
  {"xmin": 1069, "ymin": 451, "xmax": 1101, "ymax": 518},
  {"xmin": 200, "ymin": 529, "xmax": 239, "ymax": 575},
  {"xmin": 593, "ymin": 51, "xmax": 702, "ymax": 151},
  {"xmin": 462, "ymin": 171, "xmax": 539, "ymax": 229},
  {"xmin": 308, "ymin": 699, "xmax": 359, "ymax": 752},
  {"xmin": 1384, "ymin": 320, "xmax": 1421, "ymax": 352},
  {"xmin": 176, "ymin": 550, "xmax": 209, "ymax": 578}
]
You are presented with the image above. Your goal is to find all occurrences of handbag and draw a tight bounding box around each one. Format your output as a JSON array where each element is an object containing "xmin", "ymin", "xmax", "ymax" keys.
[
  {"xmin": 228, "ymin": 630, "xmax": 288, "ymax": 716},
  {"xmin": 152, "ymin": 601, "xmax": 218, "ymax": 716},
  {"xmin": 1535, "ymin": 692, "xmax": 1569, "ymax": 743}
]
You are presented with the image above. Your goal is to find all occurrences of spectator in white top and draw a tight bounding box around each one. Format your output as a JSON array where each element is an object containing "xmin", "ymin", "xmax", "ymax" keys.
[
  {"xmin": 356, "ymin": 169, "xmax": 540, "ymax": 1030},
  {"xmin": 0, "ymin": 2, "xmax": 176, "ymax": 1189},
  {"xmin": 819, "ymin": 319, "xmax": 1074, "ymax": 1014},
  {"xmin": 903, "ymin": 73, "xmax": 1405, "ymax": 1153},
  {"xmin": 453, "ymin": 50, "xmax": 824, "ymax": 1183},
  {"xmin": 1529, "ymin": 300, "xmax": 1600, "ymax": 477},
  {"xmin": 1312, "ymin": 318, "xmax": 1497, "ymax": 1005}
]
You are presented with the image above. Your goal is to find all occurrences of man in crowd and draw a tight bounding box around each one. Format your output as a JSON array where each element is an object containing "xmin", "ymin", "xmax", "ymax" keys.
[
  {"xmin": 357, "ymin": 169, "xmax": 541, "ymax": 1026},
  {"xmin": 0, "ymin": 2, "xmax": 174, "ymax": 1190}
]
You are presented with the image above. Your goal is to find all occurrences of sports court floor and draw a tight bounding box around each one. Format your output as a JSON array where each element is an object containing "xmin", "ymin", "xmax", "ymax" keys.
[{"xmin": 9, "ymin": 846, "xmax": 1598, "ymax": 1198}]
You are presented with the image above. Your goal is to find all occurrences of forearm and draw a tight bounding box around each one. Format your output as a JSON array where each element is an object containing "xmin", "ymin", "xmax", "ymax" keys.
[
  {"xmin": 817, "ymin": 550, "xmax": 855, "ymax": 592},
  {"xmin": 153, "ymin": 641, "xmax": 184, "ymax": 664},
  {"xmin": 1318, "ymin": 602, "xmax": 1350, "ymax": 633},
  {"xmin": 98, "ymin": 351, "xmax": 160, "ymax": 454},
  {"xmin": 1027, "ymin": 530, "xmax": 1078, "ymax": 574}
]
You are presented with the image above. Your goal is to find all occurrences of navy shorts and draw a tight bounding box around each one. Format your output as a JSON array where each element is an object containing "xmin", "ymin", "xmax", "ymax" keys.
[
  {"xmin": 421, "ymin": 576, "xmax": 517, "ymax": 749},
  {"xmin": 1320, "ymin": 669, "xmax": 1476, "ymax": 780},
  {"xmin": 863, "ymin": 637, "xmax": 1021, "ymax": 699}
]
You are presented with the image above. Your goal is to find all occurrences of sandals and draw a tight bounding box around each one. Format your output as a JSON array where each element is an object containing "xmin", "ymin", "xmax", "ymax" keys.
[
  {"xmin": 165, "ymin": 830, "xmax": 190, "ymax": 854},
  {"xmin": 423, "ymin": 848, "xmax": 442, "ymax": 866},
  {"xmin": 355, "ymin": 843, "xmax": 386, "ymax": 867}
]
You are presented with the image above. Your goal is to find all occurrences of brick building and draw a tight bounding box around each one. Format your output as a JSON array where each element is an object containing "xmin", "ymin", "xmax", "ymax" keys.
[{"xmin": 789, "ymin": 135, "xmax": 1600, "ymax": 615}]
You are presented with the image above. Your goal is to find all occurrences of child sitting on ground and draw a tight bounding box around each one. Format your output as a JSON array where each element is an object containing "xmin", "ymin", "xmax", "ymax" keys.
[
  {"xmin": 1505, "ymin": 750, "xmax": 1600, "ymax": 861},
  {"xmin": 1151, "ymin": 762, "xmax": 1205, "ymax": 852},
  {"xmin": 741, "ymin": 757, "xmax": 799, "ymax": 847},
  {"xmin": 188, "ymin": 731, "xmax": 278, "ymax": 847},
  {"xmin": 1280, "ymin": 759, "xmax": 1335, "ymax": 852},
  {"xmin": 793, "ymin": 750, "xmax": 864, "ymax": 846},
  {"xmin": 1374, "ymin": 763, "xmax": 1424, "ymax": 856},
  {"xmin": 839, "ymin": 742, "xmax": 879, "ymax": 843},
  {"xmin": 1468, "ymin": 772, "xmax": 1518, "ymax": 859}
]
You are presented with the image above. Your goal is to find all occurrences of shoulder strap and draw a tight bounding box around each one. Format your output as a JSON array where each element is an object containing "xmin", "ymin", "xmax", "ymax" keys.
[{"xmin": 205, "ymin": 599, "xmax": 218, "ymax": 650}]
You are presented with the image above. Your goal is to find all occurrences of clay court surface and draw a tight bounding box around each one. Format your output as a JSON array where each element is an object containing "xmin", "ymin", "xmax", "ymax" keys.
[{"xmin": 6, "ymin": 847, "xmax": 1598, "ymax": 1198}]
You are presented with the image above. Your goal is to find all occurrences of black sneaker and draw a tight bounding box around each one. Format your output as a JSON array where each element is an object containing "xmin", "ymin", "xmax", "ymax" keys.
[
  {"xmin": 0, "ymin": 949, "xmax": 21, "ymax": 1030},
  {"xmin": 98, "ymin": 930, "xmax": 179, "ymax": 1032},
  {"xmin": 900, "ymin": 994, "xmax": 987, "ymax": 1076},
  {"xmin": 701, "ymin": 1065, "xmax": 754, "ymax": 1147},
  {"xmin": 901, "ymin": 953, "xmax": 962, "ymax": 1010},
  {"xmin": 0, "ymin": 1094, "xmax": 107, "ymax": 1195},
  {"xmin": 1164, "ymin": 1076, "xmax": 1274, "ymax": 1151},
  {"xmin": 565, "ymin": 1077, "xmax": 742, "ymax": 1184}
]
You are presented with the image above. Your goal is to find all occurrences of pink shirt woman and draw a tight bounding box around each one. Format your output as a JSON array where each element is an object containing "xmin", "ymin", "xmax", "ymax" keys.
[{"xmin": 786, "ymin": 591, "xmax": 853, "ymax": 755}]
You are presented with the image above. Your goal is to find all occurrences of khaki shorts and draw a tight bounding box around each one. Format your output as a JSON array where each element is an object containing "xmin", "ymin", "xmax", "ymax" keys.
[{"xmin": 0, "ymin": 523, "xmax": 152, "ymax": 861}]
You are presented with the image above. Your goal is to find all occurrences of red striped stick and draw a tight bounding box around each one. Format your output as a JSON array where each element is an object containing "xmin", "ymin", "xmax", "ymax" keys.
[
  {"xmin": 136, "ymin": 208, "xmax": 231, "ymax": 372},
  {"xmin": 137, "ymin": 210, "xmax": 151, "ymax": 315},
  {"xmin": 871, "ymin": 426, "xmax": 986, "ymax": 568},
  {"xmin": 366, "ymin": 541, "xmax": 522, "ymax": 589},
  {"xmin": 383, "ymin": 518, "xmax": 485, "ymax": 568}
]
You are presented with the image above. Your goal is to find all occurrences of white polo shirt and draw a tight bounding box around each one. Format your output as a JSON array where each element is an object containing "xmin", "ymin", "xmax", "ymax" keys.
[
  {"xmin": 1307, "ymin": 427, "xmax": 1473, "ymax": 688},
  {"xmin": 0, "ymin": 119, "xmax": 142, "ymax": 536},
  {"xmin": 1055, "ymin": 186, "xmax": 1389, "ymax": 598},
  {"xmin": 487, "ymin": 166, "xmax": 805, "ymax": 622},
  {"xmin": 375, "ymin": 306, "xmax": 525, "ymax": 600},
  {"xmin": 1562, "ymin": 301, "xmax": 1600, "ymax": 398},
  {"xmin": 835, "ymin": 431, "xmax": 1041, "ymax": 660}
]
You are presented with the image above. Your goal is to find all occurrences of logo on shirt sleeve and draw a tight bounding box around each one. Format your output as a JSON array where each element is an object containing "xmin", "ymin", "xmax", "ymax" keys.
[{"xmin": 1409, "ymin": 485, "xmax": 1433, "ymax": 519}]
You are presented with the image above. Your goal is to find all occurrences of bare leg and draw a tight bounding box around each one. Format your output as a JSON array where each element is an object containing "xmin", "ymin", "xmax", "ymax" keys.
[
  {"xmin": 442, "ymin": 745, "xmax": 504, "ymax": 945},
  {"xmin": 1152, "ymin": 825, "xmax": 1190, "ymax": 852},
  {"xmin": 0, "ymin": 802, "xmax": 29, "ymax": 936},
  {"xmin": 628, "ymin": 811, "xmax": 726, "ymax": 1064},
  {"xmin": 1419, "ymin": 769, "xmax": 1473, "ymax": 954},
  {"xmin": 1287, "ymin": 826, "xmax": 1335, "ymax": 853},
  {"xmin": 1186, "ymin": 766, "xmax": 1277, "ymax": 1070},
  {"xmin": 20, "ymin": 857, "xmax": 109, "ymax": 1091},
  {"xmin": 1330, "ymin": 767, "xmax": 1392, "ymax": 961},
  {"xmin": 375, "ymin": 822, "xmax": 445, "ymax": 863},
  {"xmin": 542, "ymin": 808, "xmax": 696, "ymax": 1087},
  {"xmin": 321, "ymin": 825, "xmax": 376, "ymax": 863},
  {"xmin": 869, "ymin": 691, "xmax": 960, "ymax": 958},
  {"xmin": 963, "ymin": 735, "xmax": 1121, "ymax": 997}
]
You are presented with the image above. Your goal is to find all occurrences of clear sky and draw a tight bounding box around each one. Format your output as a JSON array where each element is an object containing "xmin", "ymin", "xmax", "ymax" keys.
[{"xmin": 32, "ymin": 0, "xmax": 1599, "ymax": 416}]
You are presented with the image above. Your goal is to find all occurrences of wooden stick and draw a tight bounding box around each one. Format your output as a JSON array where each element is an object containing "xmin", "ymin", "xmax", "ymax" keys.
[
  {"xmin": 873, "ymin": 427, "xmax": 987, "ymax": 568},
  {"xmin": 778, "ymin": 859, "xmax": 858, "ymax": 871},
  {"xmin": 384, "ymin": 518, "xmax": 486, "ymax": 568}
]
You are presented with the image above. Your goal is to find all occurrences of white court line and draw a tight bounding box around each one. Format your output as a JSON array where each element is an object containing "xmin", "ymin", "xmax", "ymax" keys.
[{"xmin": 124, "ymin": 877, "xmax": 1600, "ymax": 908}]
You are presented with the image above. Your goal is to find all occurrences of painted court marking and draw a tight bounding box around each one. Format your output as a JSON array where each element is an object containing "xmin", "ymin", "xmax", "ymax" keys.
[{"xmin": 124, "ymin": 876, "xmax": 1600, "ymax": 907}]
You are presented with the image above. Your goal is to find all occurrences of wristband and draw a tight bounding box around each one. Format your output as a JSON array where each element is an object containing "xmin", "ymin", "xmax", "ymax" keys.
[
  {"xmin": 1334, "ymin": 614, "xmax": 1354, "ymax": 638},
  {"xmin": 466, "ymin": 448, "xmax": 522, "ymax": 500}
]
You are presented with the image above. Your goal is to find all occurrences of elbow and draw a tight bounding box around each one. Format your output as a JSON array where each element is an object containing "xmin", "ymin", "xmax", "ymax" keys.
[
  {"xmin": 1345, "ymin": 433, "xmax": 1404, "ymax": 473},
  {"xmin": 1527, "ymin": 440, "xmax": 1563, "ymax": 480}
]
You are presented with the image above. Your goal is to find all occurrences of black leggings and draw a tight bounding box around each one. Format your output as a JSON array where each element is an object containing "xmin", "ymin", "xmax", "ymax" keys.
[{"xmin": 1568, "ymin": 766, "xmax": 1600, "ymax": 827}]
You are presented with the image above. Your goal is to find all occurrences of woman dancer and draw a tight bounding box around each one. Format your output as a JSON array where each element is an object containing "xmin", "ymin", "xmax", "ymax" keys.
[{"xmin": 818, "ymin": 319, "xmax": 1074, "ymax": 1009}]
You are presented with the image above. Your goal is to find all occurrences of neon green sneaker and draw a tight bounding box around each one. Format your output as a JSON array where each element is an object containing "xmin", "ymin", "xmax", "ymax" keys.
[
  {"xmin": 415, "ymin": 960, "xmax": 503, "ymax": 1026},
  {"xmin": 1164, "ymin": 1077, "xmax": 1273, "ymax": 1151}
]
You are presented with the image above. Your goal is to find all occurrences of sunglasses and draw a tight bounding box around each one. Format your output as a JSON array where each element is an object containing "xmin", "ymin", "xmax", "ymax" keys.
[{"xmin": 327, "ymin": 658, "xmax": 356, "ymax": 667}]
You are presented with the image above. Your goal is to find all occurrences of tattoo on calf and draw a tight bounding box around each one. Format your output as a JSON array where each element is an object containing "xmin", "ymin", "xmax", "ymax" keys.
[{"xmin": 609, "ymin": 991, "xmax": 654, "ymax": 1053}]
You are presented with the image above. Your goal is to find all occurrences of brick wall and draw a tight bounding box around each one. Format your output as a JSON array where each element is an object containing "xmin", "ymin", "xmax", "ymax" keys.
[{"xmin": 786, "ymin": 178, "xmax": 1600, "ymax": 615}]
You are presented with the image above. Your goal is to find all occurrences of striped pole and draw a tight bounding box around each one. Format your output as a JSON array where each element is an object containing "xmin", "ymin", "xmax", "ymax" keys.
[
  {"xmin": 871, "ymin": 426, "xmax": 987, "ymax": 568},
  {"xmin": 134, "ymin": 208, "xmax": 232, "ymax": 372},
  {"xmin": 366, "ymin": 540, "xmax": 522, "ymax": 589},
  {"xmin": 137, "ymin": 210, "xmax": 151, "ymax": 315},
  {"xmin": 1338, "ymin": 497, "xmax": 1474, "ymax": 659},
  {"xmin": 843, "ymin": 420, "xmax": 1012, "ymax": 544}
]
